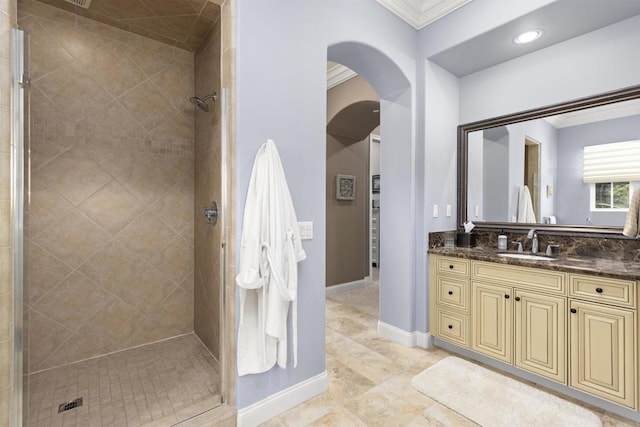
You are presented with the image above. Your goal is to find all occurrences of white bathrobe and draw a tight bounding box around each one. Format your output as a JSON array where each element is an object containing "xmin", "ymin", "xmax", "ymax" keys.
[
  {"xmin": 517, "ymin": 185, "xmax": 537, "ymax": 223},
  {"xmin": 236, "ymin": 139, "xmax": 306, "ymax": 376}
]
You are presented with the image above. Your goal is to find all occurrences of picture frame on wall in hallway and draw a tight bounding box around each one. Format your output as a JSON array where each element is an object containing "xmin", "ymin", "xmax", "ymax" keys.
[
  {"xmin": 372, "ymin": 175, "xmax": 380, "ymax": 194},
  {"xmin": 337, "ymin": 174, "xmax": 356, "ymax": 200}
]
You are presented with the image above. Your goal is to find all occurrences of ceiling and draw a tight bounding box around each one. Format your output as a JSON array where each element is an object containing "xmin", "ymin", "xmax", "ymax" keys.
[
  {"xmin": 32, "ymin": 0, "xmax": 221, "ymax": 51},
  {"xmin": 376, "ymin": 0, "xmax": 471, "ymax": 29},
  {"xmin": 429, "ymin": 0, "xmax": 640, "ymax": 77}
]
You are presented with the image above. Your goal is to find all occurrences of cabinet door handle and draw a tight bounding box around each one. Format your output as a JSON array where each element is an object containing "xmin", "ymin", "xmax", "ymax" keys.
[
  {"xmin": 448, "ymin": 291, "xmax": 453, "ymax": 295},
  {"xmin": 449, "ymin": 265, "xmax": 454, "ymax": 269},
  {"xmin": 570, "ymin": 308, "xmax": 577, "ymax": 314},
  {"xmin": 595, "ymin": 287, "xmax": 603, "ymax": 293},
  {"xmin": 448, "ymin": 324, "xmax": 453, "ymax": 329},
  {"xmin": 504, "ymin": 294, "xmax": 510, "ymax": 299},
  {"xmin": 514, "ymin": 296, "xmax": 521, "ymax": 301}
]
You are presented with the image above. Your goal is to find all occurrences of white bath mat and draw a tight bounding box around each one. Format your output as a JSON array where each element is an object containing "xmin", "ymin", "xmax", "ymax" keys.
[{"xmin": 411, "ymin": 356, "xmax": 602, "ymax": 427}]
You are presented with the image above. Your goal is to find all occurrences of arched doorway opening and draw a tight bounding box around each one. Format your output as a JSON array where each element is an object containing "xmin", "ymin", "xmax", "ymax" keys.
[{"xmin": 327, "ymin": 42, "xmax": 416, "ymax": 340}]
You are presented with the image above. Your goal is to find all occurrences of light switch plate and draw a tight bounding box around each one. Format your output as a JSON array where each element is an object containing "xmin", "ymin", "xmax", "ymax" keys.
[
  {"xmin": 433, "ymin": 204, "xmax": 438, "ymax": 218},
  {"xmin": 298, "ymin": 221, "xmax": 313, "ymax": 240},
  {"xmin": 446, "ymin": 205, "xmax": 451, "ymax": 217}
]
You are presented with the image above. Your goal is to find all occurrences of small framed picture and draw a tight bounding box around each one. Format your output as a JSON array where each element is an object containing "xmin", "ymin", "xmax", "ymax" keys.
[
  {"xmin": 372, "ymin": 174, "xmax": 380, "ymax": 194},
  {"xmin": 336, "ymin": 174, "xmax": 356, "ymax": 200}
]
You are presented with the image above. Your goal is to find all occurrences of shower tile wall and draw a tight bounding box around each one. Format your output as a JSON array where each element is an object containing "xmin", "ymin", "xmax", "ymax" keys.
[
  {"xmin": 1, "ymin": 0, "xmax": 16, "ymax": 423},
  {"xmin": 194, "ymin": 16, "xmax": 221, "ymax": 359},
  {"xmin": 19, "ymin": 0, "xmax": 196, "ymax": 374}
]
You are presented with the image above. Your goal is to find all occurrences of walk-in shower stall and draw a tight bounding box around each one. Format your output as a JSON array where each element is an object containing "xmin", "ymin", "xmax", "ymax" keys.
[{"xmin": 10, "ymin": 0, "xmax": 230, "ymax": 425}]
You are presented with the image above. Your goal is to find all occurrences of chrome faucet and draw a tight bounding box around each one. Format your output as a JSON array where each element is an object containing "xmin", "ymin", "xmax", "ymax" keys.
[
  {"xmin": 546, "ymin": 243, "xmax": 560, "ymax": 256},
  {"xmin": 527, "ymin": 228, "xmax": 538, "ymax": 254}
]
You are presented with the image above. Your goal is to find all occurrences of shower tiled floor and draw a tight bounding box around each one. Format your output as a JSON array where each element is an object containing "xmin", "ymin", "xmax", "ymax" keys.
[{"xmin": 26, "ymin": 334, "xmax": 221, "ymax": 427}]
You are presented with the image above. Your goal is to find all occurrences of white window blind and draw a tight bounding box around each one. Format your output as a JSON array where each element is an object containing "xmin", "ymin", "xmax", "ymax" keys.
[{"xmin": 583, "ymin": 140, "xmax": 640, "ymax": 183}]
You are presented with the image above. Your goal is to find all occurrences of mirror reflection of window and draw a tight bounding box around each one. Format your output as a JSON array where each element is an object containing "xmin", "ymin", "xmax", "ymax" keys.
[{"xmin": 592, "ymin": 182, "xmax": 632, "ymax": 210}]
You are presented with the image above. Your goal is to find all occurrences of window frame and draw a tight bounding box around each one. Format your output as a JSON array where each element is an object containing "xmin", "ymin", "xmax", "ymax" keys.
[{"xmin": 589, "ymin": 181, "xmax": 635, "ymax": 212}]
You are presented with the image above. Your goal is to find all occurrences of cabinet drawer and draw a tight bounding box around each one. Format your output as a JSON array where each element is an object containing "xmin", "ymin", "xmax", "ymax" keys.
[
  {"xmin": 435, "ymin": 276, "xmax": 469, "ymax": 312},
  {"xmin": 435, "ymin": 308, "xmax": 469, "ymax": 347},
  {"xmin": 436, "ymin": 256, "xmax": 470, "ymax": 277},
  {"xmin": 569, "ymin": 274, "xmax": 636, "ymax": 308},
  {"xmin": 472, "ymin": 260, "xmax": 566, "ymax": 295}
]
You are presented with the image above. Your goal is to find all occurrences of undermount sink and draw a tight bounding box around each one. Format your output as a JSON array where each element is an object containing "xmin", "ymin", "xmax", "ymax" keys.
[{"xmin": 497, "ymin": 253, "xmax": 556, "ymax": 261}]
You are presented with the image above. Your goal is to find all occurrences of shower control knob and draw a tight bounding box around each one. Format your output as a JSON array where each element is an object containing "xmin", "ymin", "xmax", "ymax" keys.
[{"xmin": 203, "ymin": 201, "xmax": 218, "ymax": 225}]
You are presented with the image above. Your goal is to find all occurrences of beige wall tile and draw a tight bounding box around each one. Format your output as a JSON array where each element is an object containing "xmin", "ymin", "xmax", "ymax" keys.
[
  {"xmin": 0, "ymin": 292, "xmax": 9, "ymax": 342},
  {"xmin": 26, "ymin": 242, "xmax": 72, "ymax": 305},
  {"xmin": 23, "ymin": 1, "xmax": 196, "ymax": 376},
  {"xmin": 0, "ymin": 153, "xmax": 7, "ymax": 201},
  {"xmin": 0, "ymin": 247, "xmax": 9, "ymax": 295},
  {"xmin": 26, "ymin": 309, "xmax": 73, "ymax": 369},
  {"xmin": 0, "ymin": 201, "xmax": 9, "ymax": 247},
  {"xmin": 33, "ymin": 271, "xmax": 111, "ymax": 332}
]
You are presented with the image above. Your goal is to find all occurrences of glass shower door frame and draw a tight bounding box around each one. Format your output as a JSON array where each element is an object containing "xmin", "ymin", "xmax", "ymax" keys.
[{"xmin": 10, "ymin": 27, "xmax": 28, "ymax": 427}]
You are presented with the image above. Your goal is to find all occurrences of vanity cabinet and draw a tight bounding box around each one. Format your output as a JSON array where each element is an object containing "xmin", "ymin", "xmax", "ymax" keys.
[
  {"xmin": 568, "ymin": 274, "xmax": 637, "ymax": 409},
  {"xmin": 430, "ymin": 256, "xmax": 640, "ymax": 412},
  {"xmin": 429, "ymin": 256, "xmax": 470, "ymax": 347},
  {"xmin": 470, "ymin": 262, "xmax": 566, "ymax": 383}
]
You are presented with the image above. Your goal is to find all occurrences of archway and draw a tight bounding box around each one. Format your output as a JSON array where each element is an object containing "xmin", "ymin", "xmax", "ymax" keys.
[{"xmin": 327, "ymin": 42, "xmax": 416, "ymax": 338}]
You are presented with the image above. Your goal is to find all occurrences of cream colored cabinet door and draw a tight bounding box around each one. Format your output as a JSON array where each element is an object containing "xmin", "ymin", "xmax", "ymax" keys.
[
  {"xmin": 514, "ymin": 290, "xmax": 566, "ymax": 383},
  {"xmin": 472, "ymin": 281, "xmax": 512, "ymax": 363},
  {"xmin": 569, "ymin": 300, "xmax": 637, "ymax": 409}
]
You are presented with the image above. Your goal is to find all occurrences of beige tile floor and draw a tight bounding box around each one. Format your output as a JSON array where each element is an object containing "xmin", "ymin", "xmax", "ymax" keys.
[
  {"xmin": 26, "ymin": 334, "xmax": 222, "ymax": 427},
  {"xmin": 264, "ymin": 270, "xmax": 640, "ymax": 426}
]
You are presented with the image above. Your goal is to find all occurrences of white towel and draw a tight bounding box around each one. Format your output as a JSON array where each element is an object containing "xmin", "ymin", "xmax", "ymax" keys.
[
  {"xmin": 623, "ymin": 188, "xmax": 640, "ymax": 238},
  {"xmin": 517, "ymin": 185, "xmax": 537, "ymax": 223}
]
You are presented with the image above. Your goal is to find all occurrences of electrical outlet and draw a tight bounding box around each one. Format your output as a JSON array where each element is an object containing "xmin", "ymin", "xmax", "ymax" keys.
[{"xmin": 446, "ymin": 205, "xmax": 451, "ymax": 217}]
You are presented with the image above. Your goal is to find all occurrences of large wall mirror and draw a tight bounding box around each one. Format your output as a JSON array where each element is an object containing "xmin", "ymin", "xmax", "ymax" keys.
[{"xmin": 458, "ymin": 85, "xmax": 640, "ymax": 234}]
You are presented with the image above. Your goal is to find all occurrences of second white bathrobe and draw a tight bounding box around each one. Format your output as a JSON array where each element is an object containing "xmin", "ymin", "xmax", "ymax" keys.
[{"xmin": 236, "ymin": 139, "xmax": 306, "ymax": 376}]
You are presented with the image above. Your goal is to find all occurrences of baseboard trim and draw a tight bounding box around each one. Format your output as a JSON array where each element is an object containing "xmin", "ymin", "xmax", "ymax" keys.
[
  {"xmin": 377, "ymin": 321, "xmax": 432, "ymax": 348},
  {"xmin": 236, "ymin": 371, "xmax": 328, "ymax": 427},
  {"xmin": 325, "ymin": 278, "xmax": 367, "ymax": 296}
]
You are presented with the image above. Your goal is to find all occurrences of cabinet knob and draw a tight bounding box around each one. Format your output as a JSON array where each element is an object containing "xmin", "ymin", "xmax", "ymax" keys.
[
  {"xmin": 515, "ymin": 296, "xmax": 521, "ymax": 301},
  {"xmin": 570, "ymin": 308, "xmax": 577, "ymax": 314},
  {"xmin": 504, "ymin": 294, "xmax": 510, "ymax": 299},
  {"xmin": 595, "ymin": 287, "xmax": 603, "ymax": 294},
  {"xmin": 448, "ymin": 324, "xmax": 453, "ymax": 329},
  {"xmin": 449, "ymin": 265, "xmax": 454, "ymax": 269},
  {"xmin": 448, "ymin": 291, "xmax": 453, "ymax": 295}
]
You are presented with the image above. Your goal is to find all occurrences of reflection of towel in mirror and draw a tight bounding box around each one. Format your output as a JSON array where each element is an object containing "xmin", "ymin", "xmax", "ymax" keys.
[
  {"xmin": 623, "ymin": 188, "xmax": 640, "ymax": 238},
  {"xmin": 517, "ymin": 185, "xmax": 537, "ymax": 223}
]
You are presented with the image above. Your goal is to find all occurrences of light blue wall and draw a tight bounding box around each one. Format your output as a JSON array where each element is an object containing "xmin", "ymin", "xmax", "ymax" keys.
[
  {"xmin": 483, "ymin": 136, "xmax": 509, "ymax": 221},
  {"xmin": 556, "ymin": 115, "xmax": 640, "ymax": 225},
  {"xmin": 235, "ymin": 0, "xmax": 417, "ymax": 409}
]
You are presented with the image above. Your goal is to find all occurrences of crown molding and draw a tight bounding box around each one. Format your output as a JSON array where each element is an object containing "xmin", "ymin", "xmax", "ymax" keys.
[
  {"xmin": 327, "ymin": 63, "xmax": 358, "ymax": 90},
  {"xmin": 376, "ymin": 0, "xmax": 472, "ymax": 29}
]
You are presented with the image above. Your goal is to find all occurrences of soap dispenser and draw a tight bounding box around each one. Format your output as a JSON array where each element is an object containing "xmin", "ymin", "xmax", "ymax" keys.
[
  {"xmin": 497, "ymin": 230, "xmax": 507, "ymax": 251},
  {"xmin": 527, "ymin": 229, "xmax": 539, "ymax": 254}
]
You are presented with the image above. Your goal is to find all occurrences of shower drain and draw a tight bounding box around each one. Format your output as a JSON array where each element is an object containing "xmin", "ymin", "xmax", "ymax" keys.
[{"xmin": 58, "ymin": 397, "xmax": 83, "ymax": 413}]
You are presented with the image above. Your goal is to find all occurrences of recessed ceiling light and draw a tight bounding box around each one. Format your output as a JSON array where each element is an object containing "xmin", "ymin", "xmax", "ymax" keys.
[{"xmin": 513, "ymin": 29, "xmax": 544, "ymax": 45}]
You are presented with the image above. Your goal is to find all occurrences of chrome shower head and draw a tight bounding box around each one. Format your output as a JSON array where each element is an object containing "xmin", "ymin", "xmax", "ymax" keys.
[{"xmin": 189, "ymin": 92, "xmax": 217, "ymax": 112}]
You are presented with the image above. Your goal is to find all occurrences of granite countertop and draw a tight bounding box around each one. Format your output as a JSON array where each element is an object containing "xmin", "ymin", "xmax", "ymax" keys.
[{"xmin": 429, "ymin": 246, "xmax": 640, "ymax": 281}]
